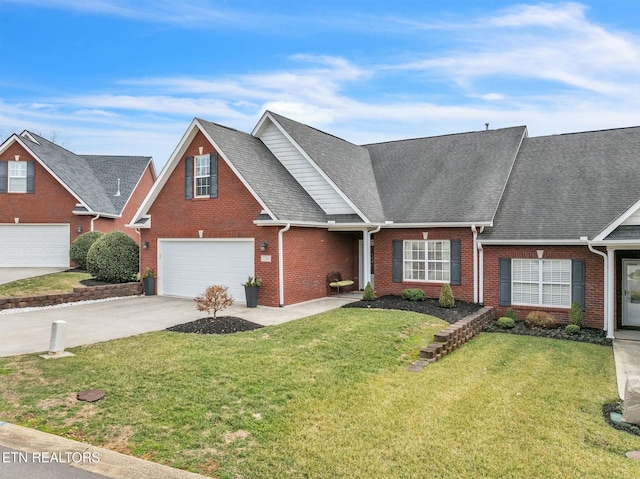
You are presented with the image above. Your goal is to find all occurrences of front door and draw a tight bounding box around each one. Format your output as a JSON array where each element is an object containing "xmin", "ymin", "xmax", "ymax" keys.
[{"xmin": 622, "ymin": 260, "xmax": 640, "ymax": 327}]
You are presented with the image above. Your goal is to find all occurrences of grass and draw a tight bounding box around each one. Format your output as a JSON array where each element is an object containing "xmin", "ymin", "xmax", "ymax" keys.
[
  {"xmin": 0, "ymin": 271, "xmax": 93, "ymax": 298},
  {"xmin": 1, "ymin": 308, "xmax": 639, "ymax": 478}
]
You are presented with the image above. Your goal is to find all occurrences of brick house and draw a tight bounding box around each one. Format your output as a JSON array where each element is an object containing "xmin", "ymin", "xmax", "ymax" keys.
[
  {"xmin": 0, "ymin": 131, "xmax": 155, "ymax": 266},
  {"xmin": 130, "ymin": 111, "xmax": 640, "ymax": 338}
]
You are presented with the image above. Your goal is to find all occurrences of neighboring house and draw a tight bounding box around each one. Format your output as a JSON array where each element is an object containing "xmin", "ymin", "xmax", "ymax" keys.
[
  {"xmin": 0, "ymin": 131, "xmax": 155, "ymax": 267},
  {"xmin": 129, "ymin": 111, "xmax": 640, "ymax": 338}
]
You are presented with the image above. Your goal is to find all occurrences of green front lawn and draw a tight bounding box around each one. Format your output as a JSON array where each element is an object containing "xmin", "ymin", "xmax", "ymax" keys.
[
  {"xmin": 0, "ymin": 309, "xmax": 638, "ymax": 478},
  {"xmin": 0, "ymin": 271, "xmax": 94, "ymax": 298}
]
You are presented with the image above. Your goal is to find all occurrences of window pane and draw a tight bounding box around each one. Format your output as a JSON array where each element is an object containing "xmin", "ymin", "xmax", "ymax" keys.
[
  {"xmin": 542, "ymin": 284, "xmax": 571, "ymax": 307},
  {"xmin": 513, "ymin": 282, "xmax": 539, "ymax": 305},
  {"xmin": 9, "ymin": 162, "xmax": 27, "ymax": 176},
  {"xmin": 9, "ymin": 178, "xmax": 27, "ymax": 192}
]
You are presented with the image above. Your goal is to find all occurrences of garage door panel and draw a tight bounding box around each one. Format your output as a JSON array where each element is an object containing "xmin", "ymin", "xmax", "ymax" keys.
[
  {"xmin": 159, "ymin": 239, "xmax": 254, "ymax": 302},
  {"xmin": 0, "ymin": 224, "xmax": 70, "ymax": 267}
]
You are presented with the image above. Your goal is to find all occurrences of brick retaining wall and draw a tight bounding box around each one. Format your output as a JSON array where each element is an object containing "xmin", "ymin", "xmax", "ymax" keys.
[
  {"xmin": 0, "ymin": 282, "xmax": 143, "ymax": 311},
  {"xmin": 417, "ymin": 307, "xmax": 495, "ymax": 364}
]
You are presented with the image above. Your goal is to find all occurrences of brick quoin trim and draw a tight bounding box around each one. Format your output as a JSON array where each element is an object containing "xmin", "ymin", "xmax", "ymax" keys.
[
  {"xmin": 373, "ymin": 227, "xmax": 476, "ymax": 303},
  {"xmin": 481, "ymin": 245, "xmax": 606, "ymax": 329}
]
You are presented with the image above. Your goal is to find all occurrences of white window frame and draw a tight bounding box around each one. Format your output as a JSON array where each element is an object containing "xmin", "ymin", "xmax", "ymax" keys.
[
  {"xmin": 403, "ymin": 240, "xmax": 450, "ymax": 283},
  {"xmin": 8, "ymin": 161, "xmax": 27, "ymax": 193},
  {"xmin": 512, "ymin": 259, "xmax": 572, "ymax": 308},
  {"xmin": 194, "ymin": 155, "xmax": 210, "ymax": 198}
]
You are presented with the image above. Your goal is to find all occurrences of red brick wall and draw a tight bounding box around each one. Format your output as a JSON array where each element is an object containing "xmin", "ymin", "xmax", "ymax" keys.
[
  {"xmin": 373, "ymin": 227, "xmax": 476, "ymax": 302},
  {"xmin": 481, "ymin": 245, "xmax": 606, "ymax": 329}
]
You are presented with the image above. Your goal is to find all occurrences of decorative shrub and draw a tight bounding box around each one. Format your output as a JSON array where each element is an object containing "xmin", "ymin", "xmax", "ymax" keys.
[
  {"xmin": 142, "ymin": 267, "xmax": 155, "ymax": 278},
  {"xmin": 525, "ymin": 311, "xmax": 556, "ymax": 329},
  {"xmin": 506, "ymin": 307, "xmax": 518, "ymax": 321},
  {"xmin": 565, "ymin": 324, "xmax": 581, "ymax": 334},
  {"xmin": 69, "ymin": 231, "xmax": 104, "ymax": 270},
  {"xmin": 402, "ymin": 288, "xmax": 426, "ymax": 301},
  {"xmin": 195, "ymin": 285, "xmax": 234, "ymax": 320},
  {"xmin": 363, "ymin": 282, "xmax": 376, "ymax": 301},
  {"xmin": 438, "ymin": 284, "xmax": 455, "ymax": 308},
  {"xmin": 86, "ymin": 231, "xmax": 139, "ymax": 283},
  {"xmin": 568, "ymin": 301, "xmax": 584, "ymax": 328},
  {"xmin": 496, "ymin": 316, "xmax": 515, "ymax": 329},
  {"xmin": 242, "ymin": 276, "xmax": 263, "ymax": 287}
]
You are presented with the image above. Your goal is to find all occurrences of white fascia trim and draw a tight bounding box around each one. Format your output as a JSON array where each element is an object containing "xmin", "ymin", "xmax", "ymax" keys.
[
  {"xmin": 490, "ymin": 126, "xmax": 528, "ymax": 224},
  {"xmin": 260, "ymin": 113, "xmax": 370, "ymax": 223},
  {"xmin": 382, "ymin": 221, "xmax": 492, "ymax": 228},
  {"xmin": 125, "ymin": 215, "xmax": 151, "ymax": 229},
  {"xmin": 589, "ymin": 240, "xmax": 640, "ymax": 248},
  {"xmin": 478, "ymin": 238, "xmax": 586, "ymax": 245},
  {"xmin": 73, "ymin": 211, "xmax": 119, "ymax": 219},
  {"xmin": 3, "ymin": 135, "xmax": 92, "ymax": 212},
  {"xmin": 593, "ymin": 196, "xmax": 640, "ymax": 241}
]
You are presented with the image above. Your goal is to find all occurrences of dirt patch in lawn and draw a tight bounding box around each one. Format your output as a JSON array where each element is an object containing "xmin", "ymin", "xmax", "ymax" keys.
[{"xmin": 166, "ymin": 317, "xmax": 264, "ymax": 335}]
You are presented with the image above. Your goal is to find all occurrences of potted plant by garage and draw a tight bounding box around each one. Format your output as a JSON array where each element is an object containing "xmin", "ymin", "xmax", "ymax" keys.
[
  {"xmin": 142, "ymin": 267, "xmax": 156, "ymax": 296},
  {"xmin": 243, "ymin": 276, "xmax": 262, "ymax": 308}
]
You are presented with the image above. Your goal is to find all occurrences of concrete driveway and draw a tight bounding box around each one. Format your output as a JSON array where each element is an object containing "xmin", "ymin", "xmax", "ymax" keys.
[
  {"xmin": 0, "ymin": 268, "xmax": 69, "ymax": 286},
  {"xmin": 0, "ymin": 294, "xmax": 359, "ymax": 357}
]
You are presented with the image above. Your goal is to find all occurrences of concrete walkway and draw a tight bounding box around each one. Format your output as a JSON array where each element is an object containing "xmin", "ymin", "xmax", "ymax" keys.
[{"xmin": 613, "ymin": 330, "xmax": 640, "ymax": 399}]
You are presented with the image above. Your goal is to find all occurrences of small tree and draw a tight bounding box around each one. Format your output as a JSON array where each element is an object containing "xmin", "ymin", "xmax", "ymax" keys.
[
  {"xmin": 438, "ymin": 283, "xmax": 455, "ymax": 308},
  {"xmin": 363, "ymin": 281, "xmax": 376, "ymax": 301},
  {"xmin": 69, "ymin": 231, "xmax": 104, "ymax": 269},
  {"xmin": 195, "ymin": 285, "xmax": 234, "ymax": 320},
  {"xmin": 568, "ymin": 301, "xmax": 584, "ymax": 328}
]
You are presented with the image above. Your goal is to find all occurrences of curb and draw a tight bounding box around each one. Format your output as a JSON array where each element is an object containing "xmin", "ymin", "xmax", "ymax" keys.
[{"xmin": 0, "ymin": 422, "xmax": 210, "ymax": 479}]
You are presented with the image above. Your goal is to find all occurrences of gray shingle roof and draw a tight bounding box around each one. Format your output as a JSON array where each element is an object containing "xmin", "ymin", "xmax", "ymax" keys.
[
  {"xmin": 365, "ymin": 126, "xmax": 526, "ymax": 223},
  {"xmin": 480, "ymin": 126, "xmax": 640, "ymax": 241},
  {"xmin": 268, "ymin": 112, "xmax": 385, "ymax": 222},
  {"xmin": 20, "ymin": 132, "xmax": 151, "ymax": 216},
  {"xmin": 197, "ymin": 119, "xmax": 328, "ymax": 222}
]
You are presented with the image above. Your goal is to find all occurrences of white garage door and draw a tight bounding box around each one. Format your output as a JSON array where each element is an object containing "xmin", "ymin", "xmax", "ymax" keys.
[
  {"xmin": 158, "ymin": 239, "xmax": 254, "ymax": 302},
  {"xmin": 0, "ymin": 224, "xmax": 70, "ymax": 267}
]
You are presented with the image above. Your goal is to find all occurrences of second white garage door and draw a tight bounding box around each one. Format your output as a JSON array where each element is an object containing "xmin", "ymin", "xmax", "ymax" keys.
[
  {"xmin": 0, "ymin": 224, "xmax": 70, "ymax": 267},
  {"xmin": 158, "ymin": 239, "xmax": 254, "ymax": 302}
]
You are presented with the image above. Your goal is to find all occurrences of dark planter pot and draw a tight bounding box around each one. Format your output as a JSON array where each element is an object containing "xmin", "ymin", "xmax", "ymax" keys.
[
  {"xmin": 244, "ymin": 285, "xmax": 259, "ymax": 308},
  {"xmin": 142, "ymin": 277, "xmax": 156, "ymax": 296}
]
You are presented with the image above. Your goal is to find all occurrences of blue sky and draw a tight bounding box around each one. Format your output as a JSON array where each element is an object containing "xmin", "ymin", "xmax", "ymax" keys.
[{"xmin": 1, "ymin": 1, "xmax": 639, "ymax": 170}]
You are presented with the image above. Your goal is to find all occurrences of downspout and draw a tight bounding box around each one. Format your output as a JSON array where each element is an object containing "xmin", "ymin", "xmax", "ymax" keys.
[
  {"xmin": 90, "ymin": 214, "xmax": 100, "ymax": 232},
  {"xmin": 477, "ymin": 241, "xmax": 484, "ymax": 304},
  {"xmin": 365, "ymin": 225, "xmax": 382, "ymax": 288},
  {"xmin": 471, "ymin": 225, "xmax": 478, "ymax": 303},
  {"xmin": 278, "ymin": 223, "xmax": 291, "ymax": 307},
  {"xmin": 135, "ymin": 228, "xmax": 142, "ymax": 279},
  {"xmin": 582, "ymin": 236, "xmax": 611, "ymax": 338}
]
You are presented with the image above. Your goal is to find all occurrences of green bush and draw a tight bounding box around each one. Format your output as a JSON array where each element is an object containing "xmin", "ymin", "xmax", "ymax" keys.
[
  {"xmin": 496, "ymin": 316, "xmax": 515, "ymax": 329},
  {"xmin": 565, "ymin": 324, "xmax": 581, "ymax": 334},
  {"xmin": 363, "ymin": 282, "xmax": 376, "ymax": 301},
  {"xmin": 506, "ymin": 307, "xmax": 518, "ymax": 321},
  {"xmin": 568, "ymin": 301, "xmax": 584, "ymax": 328},
  {"xmin": 69, "ymin": 231, "xmax": 104, "ymax": 269},
  {"xmin": 401, "ymin": 288, "xmax": 426, "ymax": 301},
  {"xmin": 438, "ymin": 284, "xmax": 455, "ymax": 308},
  {"xmin": 86, "ymin": 231, "xmax": 139, "ymax": 283},
  {"xmin": 525, "ymin": 311, "xmax": 556, "ymax": 329}
]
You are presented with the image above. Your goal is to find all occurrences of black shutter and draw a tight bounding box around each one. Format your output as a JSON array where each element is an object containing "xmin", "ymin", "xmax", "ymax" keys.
[
  {"xmin": 498, "ymin": 258, "xmax": 511, "ymax": 306},
  {"xmin": 209, "ymin": 153, "xmax": 218, "ymax": 198},
  {"xmin": 450, "ymin": 239, "xmax": 461, "ymax": 286},
  {"xmin": 0, "ymin": 161, "xmax": 7, "ymax": 193},
  {"xmin": 392, "ymin": 240, "xmax": 403, "ymax": 283},
  {"xmin": 572, "ymin": 259, "xmax": 585, "ymax": 310},
  {"xmin": 26, "ymin": 161, "xmax": 35, "ymax": 194},
  {"xmin": 184, "ymin": 156, "xmax": 193, "ymax": 200}
]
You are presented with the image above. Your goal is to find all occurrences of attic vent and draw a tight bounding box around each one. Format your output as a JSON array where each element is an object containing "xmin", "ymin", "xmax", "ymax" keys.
[
  {"xmin": 485, "ymin": 123, "xmax": 490, "ymax": 131},
  {"xmin": 114, "ymin": 178, "xmax": 121, "ymax": 197}
]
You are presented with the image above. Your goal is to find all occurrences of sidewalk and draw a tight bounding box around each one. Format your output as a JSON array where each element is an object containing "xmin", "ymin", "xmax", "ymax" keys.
[{"xmin": 613, "ymin": 330, "xmax": 640, "ymax": 399}]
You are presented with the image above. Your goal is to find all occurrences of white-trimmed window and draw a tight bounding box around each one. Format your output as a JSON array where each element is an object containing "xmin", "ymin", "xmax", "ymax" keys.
[
  {"xmin": 9, "ymin": 161, "xmax": 27, "ymax": 193},
  {"xmin": 512, "ymin": 259, "xmax": 571, "ymax": 307},
  {"xmin": 194, "ymin": 155, "xmax": 210, "ymax": 198},
  {"xmin": 403, "ymin": 240, "xmax": 450, "ymax": 282}
]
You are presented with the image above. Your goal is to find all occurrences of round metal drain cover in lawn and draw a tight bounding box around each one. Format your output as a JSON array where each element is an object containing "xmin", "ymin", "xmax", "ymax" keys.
[{"xmin": 77, "ymin": 389, "xmax": 105, "ymax": 402}]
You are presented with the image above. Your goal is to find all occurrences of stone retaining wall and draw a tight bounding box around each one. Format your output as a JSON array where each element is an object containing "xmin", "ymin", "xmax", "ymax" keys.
[
  {"xmin": 419, "ymin": 307, "xmax": 494, "ymax": 362},
  {"xmin": 0, "ymin": 282, "xmax": 142, "ymax": 311}
]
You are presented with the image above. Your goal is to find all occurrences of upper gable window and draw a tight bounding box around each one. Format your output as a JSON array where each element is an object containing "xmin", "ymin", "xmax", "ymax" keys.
[
  {"xmin": 9, "ymin": 161, "xmax": 27, "ymax": 192},
  {"xmin": 184, "ymin": 153, "xmax": 218, "ymax": 200},
  {"xmin": 0, "ymin": 160, "xmax": 34, "ymax": 194}
]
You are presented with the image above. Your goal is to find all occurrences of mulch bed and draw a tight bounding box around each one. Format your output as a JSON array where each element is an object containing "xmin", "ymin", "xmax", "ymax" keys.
[
  {"xmin": 166, "ymin": 317, "xmax": 264, "ymax": 335},
  {"xmin": 342, "ymin": 295, "xmax": 483, "ymax": 324},
  {"xmin": 483, "ymin": 319, "xmax": 612, "ymax": 346}
]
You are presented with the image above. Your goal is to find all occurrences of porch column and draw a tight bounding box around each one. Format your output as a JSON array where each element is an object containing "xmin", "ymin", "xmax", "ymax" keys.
[
  {"xmin": 607, "ymin": 247, "xmax": 615, "ymax": 338},
  {"xmin": 362, "ymin": 229, "xmax": 371, "ymax": 288}
]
